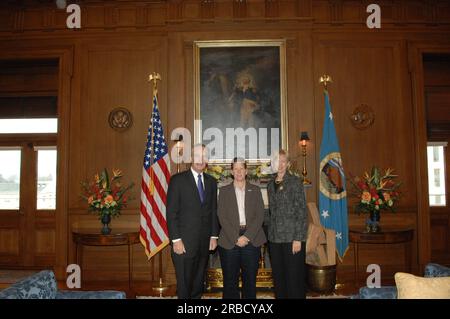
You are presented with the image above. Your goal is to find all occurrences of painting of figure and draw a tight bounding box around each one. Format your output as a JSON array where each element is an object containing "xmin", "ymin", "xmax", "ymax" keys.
[{"xmin": 194, "ymin": 41, "xmax": 287, "ymax": 163}]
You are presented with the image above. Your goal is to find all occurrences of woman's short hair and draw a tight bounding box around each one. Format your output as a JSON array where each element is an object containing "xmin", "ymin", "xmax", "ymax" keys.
[{"xmin": 231, "ymin": 157, "xmax": 247, "ymax": 169}]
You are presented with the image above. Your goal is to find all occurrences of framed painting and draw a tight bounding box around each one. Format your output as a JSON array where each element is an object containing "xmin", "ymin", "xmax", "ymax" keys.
[{"xmin": 194, "ymin": 40, "xmax": 288, "ymax": 164}]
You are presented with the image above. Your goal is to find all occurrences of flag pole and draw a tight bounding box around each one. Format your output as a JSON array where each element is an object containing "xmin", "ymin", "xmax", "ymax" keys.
[{"xmin": 148, "ymin": 73, "xmax": 168, "ymax": 296}]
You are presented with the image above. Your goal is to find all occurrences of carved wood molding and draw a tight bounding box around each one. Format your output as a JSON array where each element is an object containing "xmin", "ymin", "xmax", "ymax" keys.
[
  {"xmin": 201, "ymin": 0, "xmax": 215, "ymax": 20},
  {"xmin": 233, "ymin": 0, "xmax": 247, "ymax": 20},
  {"xmin": 265, "ymin": 0, "xmax": 279, "ymax": 19},
  {"xmin": 329, "ymin": 0, "xmax": 343, "ymax": 25},
  {"xmin": 1, "ymin": 1, "xmax": 450, "ymax": 35}
]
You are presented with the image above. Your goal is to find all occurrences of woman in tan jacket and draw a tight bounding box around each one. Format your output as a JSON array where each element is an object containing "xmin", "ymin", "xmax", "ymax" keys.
[{"xmin": 217, "ymin": 157, "xmax": 267, "ymax": 299}]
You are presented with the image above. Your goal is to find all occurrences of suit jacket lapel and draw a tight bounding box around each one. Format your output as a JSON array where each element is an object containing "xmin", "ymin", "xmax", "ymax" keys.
[
  {"xmin": 227, "ymin": 184, "xmax": 240, "ymax": 224},
  {"xmin": 203, "ymin": 174, "xmax": 210, "ymax": 204},
  {"xmin": 244, "ymin": 185, "xmax": 251, "ymax": 223}
]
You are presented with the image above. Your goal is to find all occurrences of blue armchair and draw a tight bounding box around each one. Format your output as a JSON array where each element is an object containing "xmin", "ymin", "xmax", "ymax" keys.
[
  {"xmin": 0, "ymin": 270, "xmax": 126, "ymax": 299},
  {"xmin": 355, "ymin": 263, "xmax": 450, "ymax": 299}
]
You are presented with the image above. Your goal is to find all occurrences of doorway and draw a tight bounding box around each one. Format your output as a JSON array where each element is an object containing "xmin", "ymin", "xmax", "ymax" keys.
[
  {"xmin": 0, "ymin": 59, "xmax": 58, "ymax": 268},
  {"xmin": 423, "ymin": 53, "xmax": 450, "ymax": 266}
]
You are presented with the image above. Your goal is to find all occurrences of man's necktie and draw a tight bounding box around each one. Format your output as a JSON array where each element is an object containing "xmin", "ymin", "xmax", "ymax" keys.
[{"xmin": 197, "ymin": 174, "xmax": 205, "ymax": 204}]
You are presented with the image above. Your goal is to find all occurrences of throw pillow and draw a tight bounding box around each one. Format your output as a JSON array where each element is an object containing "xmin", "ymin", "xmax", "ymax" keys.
[{"xmin": 395, "ymin": 272, "xmax": 450, "ymax": 299}]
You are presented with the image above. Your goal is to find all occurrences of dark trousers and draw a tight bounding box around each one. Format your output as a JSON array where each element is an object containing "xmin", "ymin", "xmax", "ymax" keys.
[
  {"xmin": 268, "ymin": 242, "xmax": 306, "ymax": 299},
  {"xmin": 218, "ymin": 244, "xmax": 261, "ymax": 299},
  {"xmin": 171, "ymin": 250, "xmax": 209, "ymax": 299}
]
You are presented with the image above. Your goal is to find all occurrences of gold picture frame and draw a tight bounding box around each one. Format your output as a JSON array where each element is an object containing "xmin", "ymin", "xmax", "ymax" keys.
[{"xmin": 194, "ymin": 40, "xmax": 288, "ymax": 165}]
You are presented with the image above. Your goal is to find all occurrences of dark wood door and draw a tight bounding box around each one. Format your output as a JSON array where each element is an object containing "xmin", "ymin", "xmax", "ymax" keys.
[{"xmin": 0, "ymin": 135, "xmax": 57, "ymax": 268}]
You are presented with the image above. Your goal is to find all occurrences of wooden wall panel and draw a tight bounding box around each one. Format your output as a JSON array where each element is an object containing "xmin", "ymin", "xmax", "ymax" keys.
[
  {"xmin": 0, "ymin": 229, "xmax": 19, "ymax": 255},
  {"xmin": 426, "ymin": 90, "xmax": 450, "ymax": 123},
  {"xmin": 313, "ymin": 38, "xmax": 416, "ymax": 210},
  {"xmin": 313, "ymin": 36, "xmax": 420, "ymax": 276},
  {"xmin": 69, "ymin": 37, "xmax": 168, "ymax": 209},
  {"xmin": 66, "ymin": 36, "xmax": 170, "ymax": 284},
  {"xmin": 35, "ymin": 229, "xmax": 55, "ymax": 254}
]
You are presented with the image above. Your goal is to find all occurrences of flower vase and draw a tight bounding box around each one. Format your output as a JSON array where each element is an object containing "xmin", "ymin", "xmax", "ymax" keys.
[
  {"xmin": 101, "ymin": 214, "xmax": 111, "ymax": 235},
  {"xmin": 365, "ymin": 210, "xmax": 381, "ymax": 233}
]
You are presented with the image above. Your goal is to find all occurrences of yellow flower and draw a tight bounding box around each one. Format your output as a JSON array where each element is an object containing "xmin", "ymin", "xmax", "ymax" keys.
[
  {"xmin": 112, "ymin": 169, "xmax": 122, "ymax": 178},
  {"xmin": 383, "ymin": 192, "xmax": 391, "ymax": 201},
  {"xmin": 94, "ymin": 174, "xmax": 100, "ymax": 183},
  {"xmin": 212, "ymin": 166, "xmax": 223, "ymax": 173}
]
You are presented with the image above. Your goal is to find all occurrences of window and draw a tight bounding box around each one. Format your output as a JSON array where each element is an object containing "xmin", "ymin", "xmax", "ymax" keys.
[
  {"xmin": 0, "ymin": 119, "xmax": 57, "ymax": 134},
  {"xmin": 427, "ymin": 143, "xmax": 447, "ymax": 206},
  {"xmin": 434, "ymin": 169, "xmax": 441, "ymax": 187},
  {"xmin": 433, "ymin": 147, "xmax": 440, "ymax": 162},
  {"xmin": 36, "ymin": 148, "xmax": 57, "ymax": 210},
  {"xmin": 0, "ymin": 149, "xmax": 21, "ymax": 210}
]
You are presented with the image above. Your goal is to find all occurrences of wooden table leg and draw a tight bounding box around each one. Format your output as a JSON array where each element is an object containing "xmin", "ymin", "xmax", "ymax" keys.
[
  {"xmin": 78, "ymin": 244, "xmax": 83, "ymax": 288},
  {"xmin": 354, "ymin": 242, "xmax": 359, "ymax": 288}
]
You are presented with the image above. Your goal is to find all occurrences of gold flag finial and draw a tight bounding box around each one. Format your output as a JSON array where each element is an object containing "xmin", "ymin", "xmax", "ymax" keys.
[
  {"xmin": 319, "ymin": 74, "xmax": 332, "ymax": 90},
  {"xmin": 149, "ymin": 72, "xmax": 161, "ymax": 96}
]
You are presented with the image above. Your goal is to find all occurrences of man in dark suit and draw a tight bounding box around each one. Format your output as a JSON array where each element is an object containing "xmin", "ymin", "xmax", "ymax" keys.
[{"xmin": 166, "ymin": 144, "xmax": 219, "ymax": 299}]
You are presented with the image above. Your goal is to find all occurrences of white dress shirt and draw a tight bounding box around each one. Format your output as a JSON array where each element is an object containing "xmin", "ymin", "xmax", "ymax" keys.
[{"xmin": 234, "ymin": 183, "xmax": 246, "ymax": 226}]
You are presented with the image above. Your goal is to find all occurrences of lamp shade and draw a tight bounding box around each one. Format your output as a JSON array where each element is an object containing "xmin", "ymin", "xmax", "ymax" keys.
[{"xmin": 300, "ymin": 131, "xmax": 310, "ymax": 142}]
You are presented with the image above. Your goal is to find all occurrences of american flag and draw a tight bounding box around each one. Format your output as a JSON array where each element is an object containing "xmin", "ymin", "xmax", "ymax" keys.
[{"xmin": 140, "ymin": 95, "xmax": 171, "ymax": 259}]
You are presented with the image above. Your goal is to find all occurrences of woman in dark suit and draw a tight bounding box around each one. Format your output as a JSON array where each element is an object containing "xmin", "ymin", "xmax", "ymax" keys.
[
  {"xmin": 217, "ymin": 157, "xmax": 267, "ymax": 299},
  {"xmin": 267, "ymin": 149, "xmax": 308, "ymax": 299}
]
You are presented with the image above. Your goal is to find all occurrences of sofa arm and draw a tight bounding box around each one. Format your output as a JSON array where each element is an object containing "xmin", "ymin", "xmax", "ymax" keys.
[
  {"xmin": 358, "ymin": 286, "xmax": 397, "ymax": 299},
  {"xmin": 56, "ymin": 290, "xmax": 126, "ymax": 299},
  {"xmin": 0, "ymin": 270, "xmax": 57, "ymax": 299},
  {"xmin": 424, "ymin": 263, "xmax": 450, "ymax": 278}
]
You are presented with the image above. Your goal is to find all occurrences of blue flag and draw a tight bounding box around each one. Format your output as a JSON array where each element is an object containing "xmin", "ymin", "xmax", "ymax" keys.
[{"xmin": 319, "ymin": 90, "xmax": 349, "ymax": 260}]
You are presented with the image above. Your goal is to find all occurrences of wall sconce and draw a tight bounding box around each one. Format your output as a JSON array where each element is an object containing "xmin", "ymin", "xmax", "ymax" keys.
[
  {"xmin": 173, "ymin": 134, "xmax": 184, "ymax": 173},
  {"xmin": 299, "ymin": 131, "xmax": 311, "ymax": 185}
]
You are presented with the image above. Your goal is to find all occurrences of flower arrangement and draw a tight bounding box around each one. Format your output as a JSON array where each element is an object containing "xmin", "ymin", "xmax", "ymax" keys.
[
  {"xmin": 204, "ymin": 165, "xmax": 231, "ymax": 182},
  {"xmin": 205, "ymin": 163, "xmax": 274, "ymax": 183},
  {"xmin": 248, "ymin": 163, "xmax": 272, "ymax": 181},
  {"xmin": 205, "ymin": 162, "xmax": 303, "ymax": 183},
  {"xmin": 81, "ymin": 168, "xmax": 134, "ymax": 219},
  {"xmin": 349, "ymin": 167, "xmax": 402, "ymax": 215}
]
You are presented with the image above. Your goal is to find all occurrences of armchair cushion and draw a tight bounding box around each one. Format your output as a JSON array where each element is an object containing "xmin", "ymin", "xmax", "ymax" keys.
[{"xmin": 395, "ymin": 272, "xmax": 450, "ymax": 299}]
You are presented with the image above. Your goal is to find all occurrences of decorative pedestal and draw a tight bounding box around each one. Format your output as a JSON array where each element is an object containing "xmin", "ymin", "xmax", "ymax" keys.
[{"xmin": 206, "ymin": 244, "xmax": 273, "ymax": 290}]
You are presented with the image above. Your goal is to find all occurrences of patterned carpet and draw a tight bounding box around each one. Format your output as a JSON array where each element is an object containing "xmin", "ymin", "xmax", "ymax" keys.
[{"xmin": 136, "ymin": 292, "xmax": 349, "ymax": 299}]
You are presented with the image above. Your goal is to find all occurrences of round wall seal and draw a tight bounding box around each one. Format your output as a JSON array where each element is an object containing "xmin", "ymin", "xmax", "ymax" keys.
[
  {"xmin": 108, "ymin": 107, "xmax": 133, "ymax": 132},
  {"xmin": 349, "ymin": 104, "xmax": 375, "ymax": 130}
]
